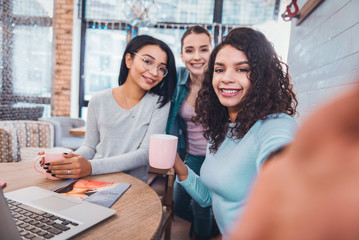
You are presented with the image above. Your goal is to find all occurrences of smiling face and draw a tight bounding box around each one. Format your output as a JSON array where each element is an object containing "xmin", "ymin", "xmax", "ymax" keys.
[
  {"xmin": 212, "ymin": 45, "xmax": 251, "ymax": 122},
  {"xmin": 180, "ymin": 33, "xmax": 212, "ymax": 77},
  {"xmin": 125, "ymin": 44, "xmax": 167, "ymax": 92}
]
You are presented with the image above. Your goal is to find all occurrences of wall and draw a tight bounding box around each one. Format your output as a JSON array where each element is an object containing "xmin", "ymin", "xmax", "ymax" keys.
[
  {"xmin": 52, "ymin": 0, "xmax": 74, "ymax": 116},
  {"xmin": 287, "ymin": 0, "xmax": 359, "ymax": 124}
]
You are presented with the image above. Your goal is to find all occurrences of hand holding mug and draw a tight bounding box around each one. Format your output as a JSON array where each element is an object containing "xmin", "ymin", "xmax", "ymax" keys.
[
  {"xmin": 33, "ymin": 150, "xmax": 68, "ymax": 180},
  {"xmin": 149, "ymin": 134, "xmax": 178, "ymax": 169},
  {"xmin": 44, "ymin": 152, "xmax": 93, "ymax": 179}
]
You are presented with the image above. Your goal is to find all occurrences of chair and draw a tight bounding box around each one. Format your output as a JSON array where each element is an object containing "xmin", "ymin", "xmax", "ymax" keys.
[
  {"xmin": 39, "ymin": 117, "xmax": 85, "ymax": 150},
  {"xmin": 148, "ymin": 166, "xmax": 175, "ymax": 240}
]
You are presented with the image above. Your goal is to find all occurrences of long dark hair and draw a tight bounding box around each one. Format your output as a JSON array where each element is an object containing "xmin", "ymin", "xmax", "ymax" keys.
[
  {"xmin": 118, "ymin": 35, "xmax": 177, "ymax": 107},
  {"xmin": 193, "ymin": 27, "xmax": 298, "ymax": 153}
]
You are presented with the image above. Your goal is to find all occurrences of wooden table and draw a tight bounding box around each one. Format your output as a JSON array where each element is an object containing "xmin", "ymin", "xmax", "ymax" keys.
[
  {"xmin": 69, "ymin": 126, "xmax": 86, "ymax": 136},
  {"xmin": 0, "ymin": 162, "xmax": 162, "ymax": 240}
]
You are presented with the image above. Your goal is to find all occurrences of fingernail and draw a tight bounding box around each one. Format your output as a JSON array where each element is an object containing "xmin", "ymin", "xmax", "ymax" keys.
[
  {"xmin": 46, "ymin": 170, "xmax": 52, "ymax": 173},
  {"xmin": 45, "ymin": 163, "xmax": 50, "ymax": 165},
  {"xmin": 63, "ymin": 152, "xmax": 68, "ymax": 155},
  {"xmin": 51, "ymin": 174, "xmax": 56, "ymax": 177}
]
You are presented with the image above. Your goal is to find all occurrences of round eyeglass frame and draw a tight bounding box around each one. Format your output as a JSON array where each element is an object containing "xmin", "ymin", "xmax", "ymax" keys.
[{"xmin": 134, "ymin": 52, "xmax": 168, "ymax": 78}]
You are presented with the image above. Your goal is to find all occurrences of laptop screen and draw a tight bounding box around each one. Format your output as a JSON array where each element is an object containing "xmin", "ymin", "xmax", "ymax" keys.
[{"xmin": 0, "ymin": 188, "xmax": 21, "ymax": 240}]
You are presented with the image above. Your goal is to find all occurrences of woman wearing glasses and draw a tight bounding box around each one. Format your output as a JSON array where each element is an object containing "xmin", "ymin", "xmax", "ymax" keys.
[{"xmin": 44, "ymin": 35, "xmax": 177, "ymax": 182}]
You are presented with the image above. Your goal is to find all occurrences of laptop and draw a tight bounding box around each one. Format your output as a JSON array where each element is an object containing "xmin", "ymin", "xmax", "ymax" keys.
[{"xmin": 0, "ymin": 186, "xmax": 116, "ymax": 240}]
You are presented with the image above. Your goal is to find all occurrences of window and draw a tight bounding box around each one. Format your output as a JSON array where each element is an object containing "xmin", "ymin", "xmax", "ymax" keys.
[
  {"xmin": 222, "ymin": 0, "xmax": 278, "ymax": 25},
  {"xmin": 83, "ymin": 28, "xmax": 127, "ymax": 101},
  {"xmin": 0, "ymin": 0, "xmax": 54, "ymax": 118},
  {"xmin": 13, "ymin": 26, "xmax": 52, "ymax": 97},
  {"xmin": 78, "ymin": 0, "xmax": 282, "ymax": 117},
  {"xmin": 139, "ymin": 27, "xmax": 186, "ymax": 68}
]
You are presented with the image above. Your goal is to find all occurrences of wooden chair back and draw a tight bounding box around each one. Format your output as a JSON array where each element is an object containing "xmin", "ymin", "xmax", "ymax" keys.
[{"xmin": 148, "ymin": 166, "xmax": 175, "ymax": 240}]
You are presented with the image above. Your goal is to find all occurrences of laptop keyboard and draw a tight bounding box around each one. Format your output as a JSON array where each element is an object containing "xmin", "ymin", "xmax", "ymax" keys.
[{"xmin": 6, "ymin": 197, "xmax": 79, "ymax": 240}]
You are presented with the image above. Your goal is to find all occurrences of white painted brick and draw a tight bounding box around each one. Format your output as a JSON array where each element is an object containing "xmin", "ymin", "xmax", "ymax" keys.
[{"xmin": 288, "ymin": 0, "xmax": 359, "ymax": 122}]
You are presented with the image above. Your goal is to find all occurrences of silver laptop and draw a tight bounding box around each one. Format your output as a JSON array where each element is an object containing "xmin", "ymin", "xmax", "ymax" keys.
[{"xmin": 1, "ymin": 186, "xmax": 116, "ymax": 240}]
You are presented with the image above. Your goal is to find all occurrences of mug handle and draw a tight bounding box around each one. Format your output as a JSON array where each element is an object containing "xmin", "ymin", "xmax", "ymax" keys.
[{"xmin": 33, "ymin": 155, "xmax": 46, "ymax": 176}]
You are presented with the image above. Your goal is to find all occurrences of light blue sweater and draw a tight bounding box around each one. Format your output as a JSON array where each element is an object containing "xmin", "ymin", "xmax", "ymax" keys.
[{"xmin": 178, "ymin": 113, "xmax": 297, "ymax": 238}]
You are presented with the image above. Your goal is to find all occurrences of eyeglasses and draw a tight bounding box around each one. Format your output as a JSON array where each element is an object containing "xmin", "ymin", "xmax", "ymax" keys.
[{"xmin": 134, "ymin": 52, "xmax": 168, "ymax": 78}]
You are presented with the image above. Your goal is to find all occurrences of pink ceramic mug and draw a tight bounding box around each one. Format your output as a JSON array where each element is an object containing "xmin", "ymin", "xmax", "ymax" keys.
[
  {"xmin": 33, "ymin": 151, "xmax": 65, "ymax": 180},
  {"xmin": 149, "ymin": 134, "xmax": 178, "ymax": 169}
]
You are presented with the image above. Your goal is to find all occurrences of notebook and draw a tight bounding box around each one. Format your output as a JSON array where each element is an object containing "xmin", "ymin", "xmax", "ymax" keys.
[{"xmin": 0, "ymin": 186, "xmax": 116, "ymax": 240}]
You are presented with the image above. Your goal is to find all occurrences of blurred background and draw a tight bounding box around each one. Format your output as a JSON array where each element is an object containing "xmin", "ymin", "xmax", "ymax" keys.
[{"xmin": 0, "ymin": 0, "xmax": 358, "ymax": 124}]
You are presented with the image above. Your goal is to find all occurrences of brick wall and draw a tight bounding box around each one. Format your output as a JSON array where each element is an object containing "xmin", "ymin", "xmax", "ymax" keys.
[
  {"xmin": 288, "ymin": 0, "xmax": 359, "ymax": 124},
  {"xmin": 52, "ymin": 0, "xmax": 74, "ymax": 116}
]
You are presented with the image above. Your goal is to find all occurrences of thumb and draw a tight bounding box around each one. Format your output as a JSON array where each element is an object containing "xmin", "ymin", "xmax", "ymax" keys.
[
  {"xmin": 38, "ymin": 151, "xmax": 45, "ymax": 156},
  {"xmin": 63, "ymin": 151, "xmax": 74, "ymax": 158}
]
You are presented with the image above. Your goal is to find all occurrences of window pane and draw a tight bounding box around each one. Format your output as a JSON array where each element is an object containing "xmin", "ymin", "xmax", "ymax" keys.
[
  {"xmin": 85, "ymin": 0, "xmax": 128, "ymax": 21},
  {"xmin": 12, "ymin": 26, "xmax": 53, "ymax": 97},
  {"xmin": 85, "ymin": 0, "xmax": 215, "ymax": 24},
  {"xmin": 83, "ymin": 29, "xmax": 127, "ymax": 100},
  {"xmin": 12, "ymin": 0, "xmax": 53, "ymax": 17},
  {"xmin": 138, "ymin": 27, "xmax": 186, "ymax": 68},
  {"xmin": 147, "ymin": 0, "xmax": 215, "ymax": 24},
  {"xmin": 222, "ymin": 0, "xmax": 277, "ymax": 25}
]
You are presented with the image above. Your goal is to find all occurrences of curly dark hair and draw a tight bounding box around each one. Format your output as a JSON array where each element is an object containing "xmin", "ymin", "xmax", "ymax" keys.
[{"xmin": 193, "ymin": 27, "xmax": 298, "ymax": 153}]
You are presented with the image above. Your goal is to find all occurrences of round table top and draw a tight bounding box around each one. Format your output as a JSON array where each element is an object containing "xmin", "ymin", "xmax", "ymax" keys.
[{"xmin": 0, "ymin": 162, "xmax": 162, "ymax": 240}]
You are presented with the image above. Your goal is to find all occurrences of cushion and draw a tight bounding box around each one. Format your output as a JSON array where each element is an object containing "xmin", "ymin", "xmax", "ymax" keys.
[
  {"xmin": 16, "ymin": 121, "xmax": 54, "ymax": 149},
  {"xmin": 0, "ymin": 121, "xmax": 54, "ymax": 162},
  {"xmin": 0, "ymin": 123, "xmax": 20, "ymax": 162}
]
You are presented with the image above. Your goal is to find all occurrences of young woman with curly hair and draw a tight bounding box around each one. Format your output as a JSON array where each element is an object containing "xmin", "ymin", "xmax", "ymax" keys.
[{"xmin": 173, "ymin": 27, "xmax": 298, "ymax": 238}]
